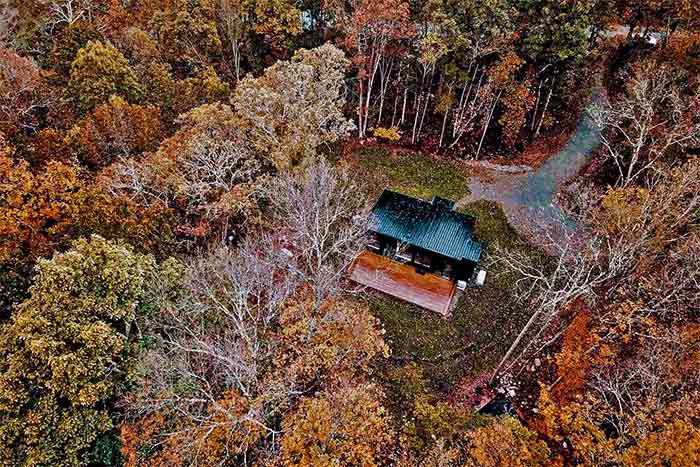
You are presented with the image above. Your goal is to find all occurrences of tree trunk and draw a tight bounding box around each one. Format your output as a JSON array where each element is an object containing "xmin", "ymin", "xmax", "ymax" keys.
[
  {"xmin": 490, "ymin": 306, "xmax": 545, "ymax": 384},
  {"xmin": 417, "ymin": 93, "xmax": 430, "ymax": 142},
  {"xmin": 535, "ymin": 77, "xmax": 555, "ymax": 137},
  {"xmin": 400, "ymin": 87, "xmax": 408, "ymax": 126},
  {"xmin": 232, "ymin": 41, "xmax": 241, "ymax": 82},
  {"xmin": 531, "ymin": 79, "xmax": 544, "ymax": 131},
  {"xmin": 475, "ymin": 90, "xmax": 501, "ymax": 159},
  {"xmin": 377, "ymin": 60, "xmax": 393, "ymax": 126},
  {"xmin": 411, "ymin": 94, "xmax": 422, "ymax": 144},
  {"xmin": 362, "ymin": 56, "xmax": 381, "ymax": 137},
  {"xmin": 439, "ymin": 103, "xmax": 449, "ymax": 147},
  {"xmin": 456, "ymin": 67, "xmax": 482, "ymax": 137},
  {"xmin": 457, "ymin": 61, "xmax": 474, "ymax": 110},
  {"xmin": 391, "ymin": 93, "xmax": 399, "ymax": 128},
  {"xmin": 358, "ymin": 79, "xmax": 364, "ymax": 138}
]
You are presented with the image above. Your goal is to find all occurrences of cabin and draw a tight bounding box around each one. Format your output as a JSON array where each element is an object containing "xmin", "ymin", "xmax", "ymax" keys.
[{"xmin": 350, "ymin": 190, "xmax": 484, "ymax": 315}]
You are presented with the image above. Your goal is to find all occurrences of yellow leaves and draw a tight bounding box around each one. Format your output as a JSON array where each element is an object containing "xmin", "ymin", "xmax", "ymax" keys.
[
  {"xmin": 598, "ymin": 187, "xmax": 648, "ymax": 236},
  {"xmin": 232, "ymin": 43, "xmax": 354, "ymax": 170},
  {"xmin": 373, "ymin": 126, "xmax": 402, "ymax": 141},
  {"xmin": 277, "ymin": 293, "xmax": 389, "ymax": 385},
  {"xmin": 68, "ymin": 40, "xmax": 144, "ymax": 114},
  {"xmin": 254, "ymin": 0, "xmax": 302, "ymax": 48},
  {"xmin": 280, "ymin": 383, "xmax": 392, "ymax": 467},
  {"xmin": 621, "ymin": 408, "xmax": 700, "ymax": 467},
  {"xmin": 419, "ymin": 32, "xmax": 450, "ymax": 67},
  {"xmin": 465, "ymin": 416, "xmax": 552, "ymax": 467},
  {"xmin": 0, "ymin": 235, "xmax": 172, "ymax": 464}
]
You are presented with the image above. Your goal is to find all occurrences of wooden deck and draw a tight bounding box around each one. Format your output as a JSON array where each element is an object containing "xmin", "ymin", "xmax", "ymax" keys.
[{"xmin": 350, "ymin": 251, "xmax": 457, "ymax": 316}]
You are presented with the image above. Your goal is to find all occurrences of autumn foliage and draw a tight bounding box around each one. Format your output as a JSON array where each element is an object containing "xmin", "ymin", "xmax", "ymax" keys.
[{"xmin": 1, "ymin": 1, "xmax": 699, "ymax": 466}]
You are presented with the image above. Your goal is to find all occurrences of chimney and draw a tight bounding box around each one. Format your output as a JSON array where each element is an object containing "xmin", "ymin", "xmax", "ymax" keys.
[{"xmin": 431, "ymin": 196, "xmax": 455, "ymax": 211}]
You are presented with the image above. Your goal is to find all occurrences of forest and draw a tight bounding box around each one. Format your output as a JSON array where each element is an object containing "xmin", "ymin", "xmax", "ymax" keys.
[{"xmin": 0, "ymin": 0, "xmax": 699, "ymax": 465}]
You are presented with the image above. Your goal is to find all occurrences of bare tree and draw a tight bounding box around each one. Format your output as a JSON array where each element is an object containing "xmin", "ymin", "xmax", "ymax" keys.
[
  {"xmin": 449, "ymin": 70, "xmax": 488, "ymax": 150},
  {"xmin": 269, "ymin": 159, "xmax": 370, "ymax": 305},
  {"xmin": 126, "ymin": 239, "xmax": 298, "ymax": 461},
  {"xmin": 217, "ymin": 0, "xmax": 250, "ymax": 82},
  {"xmin": 589, "ymin": 65, "xmax": 700, "ymax": 187},
  {"xmin": 180, "ymin": 134, "xmax": 263, "ymax": 206},
  {"xmin": 124, "ymin": 227, "xmax": 385, "ymax": 463},
  {"xmin": 108, "ymin": 123, "xmax": 265, "ymax": 217},
  {"xmin": 588, "ymin": 329, "xmax": 700, "ymax": 442},
  {"xmin": 49, "ymin": 0, "xmax": 85, "ymax": 27},
  {"xmin": 0, "ymin": 49, "xmax": 54, "ymax": 131},
  {"xmin": 490, "ymin": 225, "xmax": 642, "ymax": 383}
]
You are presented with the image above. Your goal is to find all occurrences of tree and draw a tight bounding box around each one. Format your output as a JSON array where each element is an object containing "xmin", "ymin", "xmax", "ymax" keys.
[
  {"xmin": 347, "ymin": 0, "xmax": 413, "ymax": 138},
  {"xmin": 107, "ymin": 102, "xmax": 270, "ymax": 240},
  {"xmin": 0, "ymin": 149, "xmax": 84, "ymax": 264},
  {"xmin": 216, "ymin": 0, "xmax": 253, "ymax": 82},
  {"xmin": 280, "ymin": 383, "xmax": 392, "ymax": 467},
  {"xmin": 269, "ymin": 158, "xmax": 370, "ymax": 304},
  {"xmin": 139, "ymin": 62, "xmax": 230, "ymax": 124},
  {"xmin": 490, "ymin": 224, "xmax": 640, "ymax": 383},
  {"xmin": 151, "ymin": 6, "xmax": 223, "ymax": 75},
  {"xmin": 539, "ymin": 327, "xmax": 700, "ymax": 466},
  {"xmin": 232, "ymin": 43, "xmax": 354, "ymax": 169},
  {"xmin": 474, "ymin": 50, "xmax": 530, "ymax": 157},
  {"xmin": 253, "ymin": 0, "xmax": 302, "ymax": 51},
  {"xmin": 515, "ymin": 0, "xmax": 591, "ymax": 67},
  {"xmin": 50, "ymin": 20, "xmax": 102, "ymax": 77},
  {"xmin": 613, "ymin": 0, "xmax": 700, "ymax": 42},
  {"xmin": 65, "ymin": 95, "xmax": 161, "ymax": 169},
  {"xmin": 0, "ymin": 48, "xmax": 54, "ymax": 134},
  {"xmin": 590, "ymin": 63, "xmax": 700, "ymax": 187},
  {"xmin": 465, "ymin": 416, "xmax": 552, "ymax": 467},
  {"xmin": 121, "ymin": 240, "xmax": 388, "ymax": 465},
  {"xmin": 0, "ymin": 235, "xmax": 171, "ymax": 467},
  {"xmin": 67, "ymin": 40, "xmax": 143, "ymax": 114}
]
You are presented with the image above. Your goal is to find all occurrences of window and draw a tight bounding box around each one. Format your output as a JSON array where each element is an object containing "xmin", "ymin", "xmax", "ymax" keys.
[
  {"xmin": 367, "ymin": 233, "xmax": 381, "ymax": 252},
  {"xmin": 414, "ymin": 251, "xmax": 432, "ymax": 268}
]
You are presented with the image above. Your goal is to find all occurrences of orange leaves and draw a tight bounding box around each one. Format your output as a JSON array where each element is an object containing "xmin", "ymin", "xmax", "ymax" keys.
[
  {"xmin": 65, "ymin": 95, "xmax": 161, "ymax": 169},
  {"xmin": 120, "ymin": 413, "xmax": 184, "ymax": 467},
  {"xmin": 0, "ymin": 151, "xmax": 84, "ymax": 263},
  {"xmin": 348, "ymin": 0, "xmax": 414, "ymax": 49},
  {"xmin": 552, "ymin": 307, "xmax": 597, "ymax": 403},
  {"xmin": 500, "ymin": 81, "xmax": 536, "ymax": 146}
]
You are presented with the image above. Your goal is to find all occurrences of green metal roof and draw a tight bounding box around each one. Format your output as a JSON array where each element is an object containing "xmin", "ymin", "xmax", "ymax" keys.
[{"xmin": 370, "ymin": 190, "xmax": 482, "ymax": 263}]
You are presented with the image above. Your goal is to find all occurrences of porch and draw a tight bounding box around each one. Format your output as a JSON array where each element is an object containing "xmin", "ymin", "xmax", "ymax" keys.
[{"xmin": 350, "ymin": 251, "xmax": 458, "ymax": 316}]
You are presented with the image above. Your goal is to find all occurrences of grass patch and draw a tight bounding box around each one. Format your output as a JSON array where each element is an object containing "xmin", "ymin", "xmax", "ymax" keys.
[
  {"xmin": 367, "ymin": 294, "xmax": 466, "ymax": 392},
  {"xmin": 460, "ymin": 199, "xmax": 521, "ymax": 249},
  {"xmin": 347, "ymin": 146, "xmax": 471, "ymax": 201}
]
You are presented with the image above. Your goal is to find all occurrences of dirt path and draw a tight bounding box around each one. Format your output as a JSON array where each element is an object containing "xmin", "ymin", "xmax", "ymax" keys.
[{"xmin": 458, "ymin": 90, "xmax": 606, "ymax": 240}]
